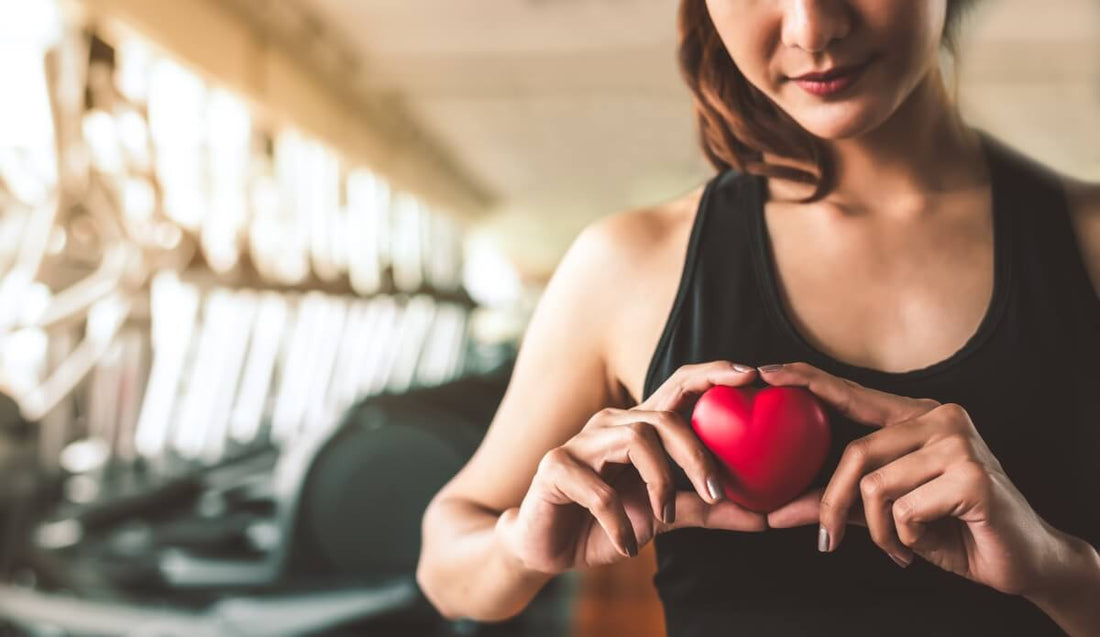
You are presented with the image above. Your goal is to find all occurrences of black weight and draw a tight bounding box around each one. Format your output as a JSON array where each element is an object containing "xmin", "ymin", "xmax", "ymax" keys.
[{"xmin": 288, "ymin": 362, "xmax": 513, "ymax": 578}]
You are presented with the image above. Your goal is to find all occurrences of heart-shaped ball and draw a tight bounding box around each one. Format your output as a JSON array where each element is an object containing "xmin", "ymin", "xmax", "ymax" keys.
[{"xmin": 691, "ymin": 384, "xmax": 831, "ymax": 513}]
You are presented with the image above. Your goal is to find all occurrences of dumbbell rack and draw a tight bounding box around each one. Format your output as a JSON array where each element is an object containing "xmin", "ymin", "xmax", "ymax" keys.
[{"xmin": 0, "ymin": 12, "xmax": 562, "ymax": 637}]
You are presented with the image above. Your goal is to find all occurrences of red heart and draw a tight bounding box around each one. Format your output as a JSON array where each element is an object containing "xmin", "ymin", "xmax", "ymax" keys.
[{"xmin": 691, "ymin": 385, "xmax": 831, "ymax": 513}]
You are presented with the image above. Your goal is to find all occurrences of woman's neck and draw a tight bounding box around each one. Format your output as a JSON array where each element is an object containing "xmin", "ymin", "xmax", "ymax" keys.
[{"xmin": 764, "ymin": 66, "xmax": 988, "ymax": 217}]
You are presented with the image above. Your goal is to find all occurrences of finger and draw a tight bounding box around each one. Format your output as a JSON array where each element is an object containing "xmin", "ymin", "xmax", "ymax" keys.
[
  {"xmin": 614, "ymin": 409, "xmax": 728, "ymax": 505},
  {"xmin": 819, "ymin": 419, "xmax": 931, "ymax": 551},
  {"xmin": 657, "ymin": 490, "xmax": 767, "ymax": 534},
  {"xmin": 544, "ymin": 449, "xmax": 638, "ymax": 558},
  {"xmin": 571, "ymin": 420, "xmax": 675, "ymax": 523},
  {"xmin": 641, "ymin": 360, "xmax": 757, "ymax": 413},
  {"xmin": 757, "ymin": 362, "xmax": 939, "ymax": 428},
  {"xmin": 893, "ymin": 461, "xmax": 992, "ymax": 552},
  {"xmin": 765, "ymin": 487, "xmax": 868, "ymax": 529},
  {"xmin": 859, "ymin": 445, "xmax": 945, "ymax": 566}
]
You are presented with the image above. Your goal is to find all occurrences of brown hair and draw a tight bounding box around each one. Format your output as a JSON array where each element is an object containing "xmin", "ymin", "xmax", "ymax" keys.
[{"xmin": 678, "ymin": 1, "xmax": 981, "ymax": 202}]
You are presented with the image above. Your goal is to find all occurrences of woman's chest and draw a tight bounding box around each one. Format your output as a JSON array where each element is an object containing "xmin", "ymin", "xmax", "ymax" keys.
[
  {"xmin": 611, "ymin": 212, "xmax": 997, "ymax": 408},
  {"xmin": 759, "ymin": 194, "xmax": 998, "ymax": 376}
]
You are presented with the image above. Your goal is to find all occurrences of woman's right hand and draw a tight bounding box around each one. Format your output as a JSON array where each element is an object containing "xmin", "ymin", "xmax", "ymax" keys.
[{"xmin": 495, "ymin": 361, "xmax": 768, "ymax": 575}]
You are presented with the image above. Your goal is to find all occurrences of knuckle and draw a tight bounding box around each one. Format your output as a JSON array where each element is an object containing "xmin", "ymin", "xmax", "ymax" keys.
[
  {"xmin": 656, "ymin": 410, "xmax": 685, "ymax": 429},
  {"xmin": 936, "ymin": 402, "xmax": 969, "ymax": 426},
  {"xmin": 672, "ymin": 364, "xmax": 696, "ymax": 381},
  {"xmin": 645, "ymin": 411, "xmax": 672, "ymax": 433},
  {"xmin": 539, "ymin": 447, "xmax": 569, "ymax": 474},
  {"xmin": 860, "ymin": 471, "xmax": 885, "ymax": 498},
  {"xmin": 586, "ymin": 409, "xmax": 611, "ymax": 428},
  {"xmin": 843, "ymin": 438, "xmax": 871, "ymax": 466},
  {"xmin": 942, "ymin": 434, "xmax": 973, "ymax": 458},
  {"xmin": 839, "ymin": 378, "xmax": 862, "ymax": 401},
  {"xmin": 916, "ymin": 397, "xmax": 942, "ymax": 411},
  {"xmin": 623, "ymin": 421, "xmax": 647, "ymax": 442},
  {"xmin": 660, "ymin": 378, "xmax": 689, "ymax": 404},
  {"xmin": 591, "ymin": 485, "xmax": 619, "ymax": 511},
  {"xmin": 541, "ymin": 446, "xmax": 566, "ymax": 467},
  {"xmin": 597, "ymin": 407, "xmax": 620, "ymax": 421},
  {"xmin": 957, "ymin": 461, "xmax": 992, "ymax": 493},
  {"xmin": 892, "ymin": 497, "xmax": 915, "ymax": 524}
]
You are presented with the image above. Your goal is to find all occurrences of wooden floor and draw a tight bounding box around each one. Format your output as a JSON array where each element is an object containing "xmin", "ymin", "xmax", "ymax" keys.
[{"xmin": 570, "ymin": 542, "xmax": 665, "ymax": 637}]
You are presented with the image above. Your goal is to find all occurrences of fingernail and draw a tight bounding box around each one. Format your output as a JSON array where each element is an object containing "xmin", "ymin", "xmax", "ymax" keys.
[
  {"xmin": 707, "ymin": 475, "xmax": 725, "ymax": 501},
  {"xmin": 758, "ymin": 364, "xmax": 784, "ymax": 373},
  {"xmin": 732, "ymin": 363, "xmax": 754, "ymax": 373},
  {"xmin": 817, "ymin": 525, "xmax": 830, "ymax": 552},
  {"xmin": 889, "ymin": 551, "xmax": 912, "ymax": 568},
  {"xmin": 664, "ymin": 501, "xmax": 676, "ymax": 525}
]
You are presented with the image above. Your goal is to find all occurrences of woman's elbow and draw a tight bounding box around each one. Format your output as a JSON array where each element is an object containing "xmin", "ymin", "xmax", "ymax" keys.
[{"xmin": 415, "ymin": 552, "xmax": 461, "ymax": 621}]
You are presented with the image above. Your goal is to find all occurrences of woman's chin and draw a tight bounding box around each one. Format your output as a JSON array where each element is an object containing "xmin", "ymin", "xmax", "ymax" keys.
[{"xmin": 789, "ymin": 105, "xmax": 890, "ymax": 141}]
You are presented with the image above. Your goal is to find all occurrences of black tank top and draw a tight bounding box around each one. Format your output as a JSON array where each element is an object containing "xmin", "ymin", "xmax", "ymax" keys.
[{"xmin": 642, "ymin": 128, "xmax": 1100, "ymax": 636}]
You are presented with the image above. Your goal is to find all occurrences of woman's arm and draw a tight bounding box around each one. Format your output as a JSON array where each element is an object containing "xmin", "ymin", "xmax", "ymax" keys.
[
  {"xmin": 415, "ymin": 212, "xmax": 646, "ymax": 621},
  {"xmin": 1050, "ymin": 178, "xmax": 1100, "ymax": 634},
  {"xmin": 758, "ymin": 363, "xmax": 1100, "ymax": 634},
  {"xmin": 1024, "ymin": 530, "xmax": 1100, "ymax": 636}
]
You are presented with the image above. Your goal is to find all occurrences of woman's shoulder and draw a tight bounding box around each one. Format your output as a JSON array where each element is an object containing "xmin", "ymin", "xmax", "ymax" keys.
[
  {"xmin": 556, "ymin": 183, "xmax": 707, "ymax": 404},
  {"xmin": 582, "ymin": 183, "xmax": 706, "ymax": 259},
  {"xmin": 542, "ymin": 180, "xmax": 708, "ymax": 339},
  {"xmin": 565, "ymin": 183, "xmax": 707, "ymax": 295}
]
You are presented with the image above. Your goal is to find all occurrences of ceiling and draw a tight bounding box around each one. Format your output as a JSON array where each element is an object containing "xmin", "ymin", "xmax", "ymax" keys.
[{"xmin": 294, "ymin": 0, "xmax": 1099, "ymax": 281}]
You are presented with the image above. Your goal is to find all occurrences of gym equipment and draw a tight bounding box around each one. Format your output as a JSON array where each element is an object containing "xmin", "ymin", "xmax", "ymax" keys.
[
  {"xmin": 345, "ymin": 169, "xmax": 387, "ymax": 296},
  {"xmin": 228, "ymin": 292, "xmax": 290, "ymax": 446},
  {"xmin": 201, "ymin": 89, "xmax": 250, "ymax": 274},
  {"xmin": 416, "ymin": 302, "xmax": 469, "ymax": 387},
  {"xmin": 0, "ymin": 579, "xmax": 420, "ymax": 636},
  {"xmin": 391, "ymin": 192, "xmax": 425, "ymax": 293},
  {"xmin": 133, "ymin": 272, "xmax": 200, "ymax": 463},
  {"xmin": 0, "ymin": 14, "xmax": 555, "ymax": 637}
]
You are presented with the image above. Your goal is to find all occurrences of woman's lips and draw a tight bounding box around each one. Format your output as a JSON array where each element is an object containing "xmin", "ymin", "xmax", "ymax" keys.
[{"xmin": 791, "ymin": 60, "xmax": 872, "ymax": 97}]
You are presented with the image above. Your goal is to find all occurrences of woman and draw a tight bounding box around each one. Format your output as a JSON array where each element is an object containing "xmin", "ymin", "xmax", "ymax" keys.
[{"xmin": 416, "ymin": 1, "xmax": 1100, "ymax": 634}]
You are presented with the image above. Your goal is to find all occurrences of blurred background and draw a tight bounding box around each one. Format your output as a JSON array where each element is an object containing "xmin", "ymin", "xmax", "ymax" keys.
[{"xmin": 0, "ymin": 0, "xmax": 1096, "ymax": 635}]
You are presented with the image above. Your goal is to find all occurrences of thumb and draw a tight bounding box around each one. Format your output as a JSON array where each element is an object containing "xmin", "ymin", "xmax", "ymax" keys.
[{"xmin": 657, "ymin": 491, "xmax": 768, "ymax": 534}]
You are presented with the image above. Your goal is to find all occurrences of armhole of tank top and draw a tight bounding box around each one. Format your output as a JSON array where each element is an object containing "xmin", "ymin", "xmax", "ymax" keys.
[
  {"xmin": 997, "ymin": 127, "xmax": 1100, "ymax": 325},
  {"xmin": 641, "ymin": 173, "xmax": 725, "ymax": 401},
  {"xmin": 1050, "ymin": 175, "xmax": 1100, "ymax": 324}
]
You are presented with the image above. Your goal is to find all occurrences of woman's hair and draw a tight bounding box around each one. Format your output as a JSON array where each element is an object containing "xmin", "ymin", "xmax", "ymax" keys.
[{"xmin": 678, "ymin": 0, "xmax": 982, "ymax": 202}]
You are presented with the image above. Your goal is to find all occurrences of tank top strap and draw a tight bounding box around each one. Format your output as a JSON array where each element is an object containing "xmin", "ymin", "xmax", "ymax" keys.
[
  {"xmin": 641, "ymin": 168, "xmax": 766, "ymax": 402},
  {"xmin": 694, "ymin": 167, "xmax": 765, "ymax": 286}
]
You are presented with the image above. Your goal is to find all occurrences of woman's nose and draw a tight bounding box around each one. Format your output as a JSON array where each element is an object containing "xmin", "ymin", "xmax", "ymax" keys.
[{"xmin": 781, "ymin": 0, "xmax": 852, "ymax": 54}]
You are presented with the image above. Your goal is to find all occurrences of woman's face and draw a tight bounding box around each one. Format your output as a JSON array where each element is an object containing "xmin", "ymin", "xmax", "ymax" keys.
[{"xmin": 704, "ymin": 0, "xmax": 949, "ymax": 140}]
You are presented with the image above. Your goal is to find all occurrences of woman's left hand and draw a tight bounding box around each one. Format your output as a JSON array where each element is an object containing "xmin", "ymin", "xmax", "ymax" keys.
[{"xmin": 759, "ymin": 362, "xmax": 1072, "ymax": 598}]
